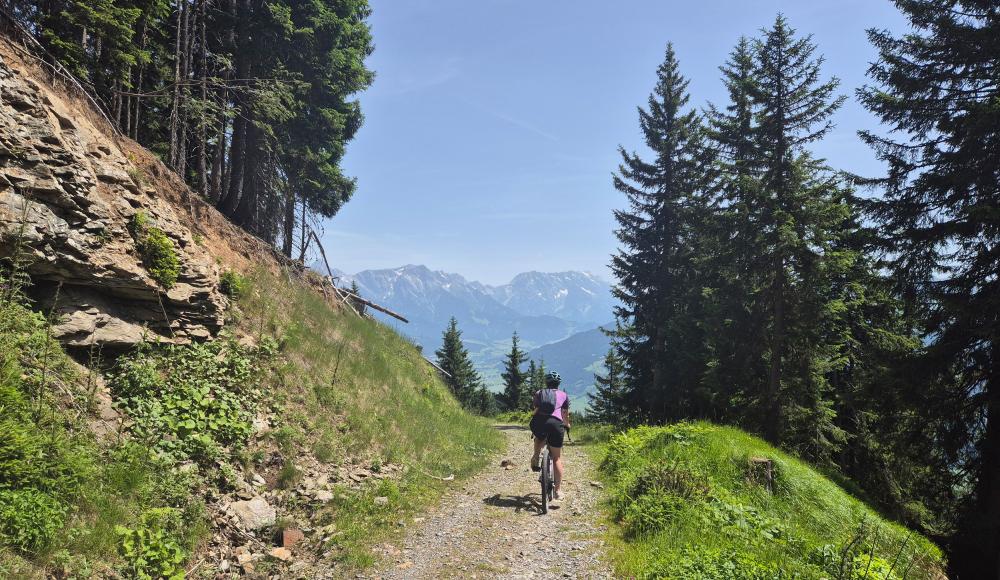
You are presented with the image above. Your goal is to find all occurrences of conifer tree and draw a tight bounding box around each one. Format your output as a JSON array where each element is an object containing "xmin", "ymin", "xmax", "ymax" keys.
[
  {"xmin": 434, "ymin": 317, "xmax": 481, "ymax": 407},
  {"xmin": 610, "ymin": 44, "xmax": 716, "ymax": 424},
  {"xmin": 499, "ymin": 332, "xmax": 528, "ymax": 412},
  {"xmin": 524, "ymin": 359, "xmax": 540, "ymax": 411},
  {"xmin": 859, "ymin": 2, "xmax": 1000, "ymax": 575},
  {"xmin": 22, "ymin": 0, "xmax": 374, "ymax": 251},
  {"xmin": 747, "ymin": 15, "xmax": 847, "ymax": 447},
  {"xmin": 701, "ymin": 37, "xmax": 769, "ymax": 417},
  {"xmin": 588, "ymin": 349, "xmax": 628, "ymax": 425}
]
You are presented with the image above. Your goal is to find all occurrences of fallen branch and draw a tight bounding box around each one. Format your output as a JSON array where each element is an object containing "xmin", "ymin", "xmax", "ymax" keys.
[
  {"xmin": 423, "ymin": 356, "xmax": 452, "ymax": 379},
  {"xmin": 336, "ymin": 287, "xmax": 409, "ymax": 323}
]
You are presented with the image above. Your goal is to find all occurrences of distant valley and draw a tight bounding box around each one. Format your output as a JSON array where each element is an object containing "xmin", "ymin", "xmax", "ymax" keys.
[{"xmin": 326, "ymin": 265, "xmax": 616, "ymax": 399}]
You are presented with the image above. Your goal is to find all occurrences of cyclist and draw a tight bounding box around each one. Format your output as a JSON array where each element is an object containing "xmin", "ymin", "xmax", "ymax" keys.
[{"xmin": 529, "ymin": 371, "xmax": 571, "ymax": 501}]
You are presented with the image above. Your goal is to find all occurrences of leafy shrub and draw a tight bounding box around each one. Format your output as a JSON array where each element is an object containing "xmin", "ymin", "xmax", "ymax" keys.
[
  {"xmin": 851, "ymin": 553, "xmax": 898, "ymax": 580},
  {"xmin": 621, "ymin": 491, "xmax": 685, "ymax": 537},
  {"xmin": 633, "ymin": 462, "xmax": 710, "ymax": 499},
  {"xmin": 115, "ymin": 508, "xmax": 187, "ymax": 580},
  {"xmin": 0, "ymin": 489, "xmax": 66, "ymax": 553},
  {"xmin": 0, "ymin": 301, "xmax": 88, "ymax": 557},
  {"xmin": 219, "ymin": 270, "xmax": 247, "ymax": 299},
  {"xmin": 110, "ymin": 336, "xmax": 275, "ymax": 463},
  {"xmin": 130, "ymin": 212, "xmax": 180, "ymax": 289},
  {"xmin": 645, "ymin": 546, "xmax": 787, "ymax": 580},
  {"xmin": 708, "ymin": 499, "xmax": 790, "ymax": 543}
]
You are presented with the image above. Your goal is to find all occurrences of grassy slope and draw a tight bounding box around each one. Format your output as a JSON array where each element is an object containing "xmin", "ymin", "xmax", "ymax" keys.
[
  {"xmin": 0, "ymin": 267, "xmax": 502, "ymax": 576},
  {"xmin": 593, "ymin": 422, "xmax": 944, "ymax": 579},
  {"xmin": 237, "ymin": 268, "xmax": 503, "ymax": 565}
]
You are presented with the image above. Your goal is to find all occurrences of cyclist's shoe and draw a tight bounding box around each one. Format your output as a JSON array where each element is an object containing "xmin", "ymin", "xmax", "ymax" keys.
[
  {"xmin": 530, "ymin": 454, "xmax": 541, "ymax": 472},
  {"xmin": 552, "ymin": 489, "xmax": 564, "ymax": 502}
]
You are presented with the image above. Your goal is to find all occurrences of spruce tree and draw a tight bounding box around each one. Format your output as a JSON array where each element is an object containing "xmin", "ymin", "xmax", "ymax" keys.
[
  {"xmin": 588, "ymin": 349, "xmax": 628, "ymax": 425},
  {"xmin": 748, "ymin": 15, "xmax": 847, "ymax": 447},
  {"xmin": 859, "ymin": 2, "xmax": 1000, "ymax": 575},
  {"xmin": 434, "ymin": 317, "xmax": 481, "ymax": 407},
  {"xmin": 701, "ymin": 37, "xmax": 769, "ymax": 418},
  {"xmin": 610, "ymin": 44, "xmax": 717, "ymax": 424},
  {"xmin": 524, "ymin": 359, "xmax": 541, "ymax": 411},
  {"xmin": 499, "ymin": 332, "xmax": 528, "ymax": 412},
  {"xmin": 25, "ymin": 0, "xmax": 374, "ymax": 251}
]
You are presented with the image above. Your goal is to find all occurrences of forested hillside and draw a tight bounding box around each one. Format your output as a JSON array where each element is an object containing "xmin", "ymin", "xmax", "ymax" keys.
[
  {"xmin": 593, "ymin": 5, "xmax": 999, "ymax": 578},
  {"xmin": 4, "ymin": 0, "xmax": 373, "ymax": 255}
]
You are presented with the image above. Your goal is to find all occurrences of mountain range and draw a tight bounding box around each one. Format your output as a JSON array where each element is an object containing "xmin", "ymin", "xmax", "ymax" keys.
[{"xmin": 326, "ymin": 265, "xmax": 616, "ymax": 397}]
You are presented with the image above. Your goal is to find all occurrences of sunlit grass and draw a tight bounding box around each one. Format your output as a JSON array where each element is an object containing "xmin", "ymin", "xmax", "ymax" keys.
[
  {"xmin": 238, "ymin": 269, "xmax": 503, "ymax": 566},
  {"xmin": 591, "ymin": 422, "xmax": 944, "ymax": 579}
]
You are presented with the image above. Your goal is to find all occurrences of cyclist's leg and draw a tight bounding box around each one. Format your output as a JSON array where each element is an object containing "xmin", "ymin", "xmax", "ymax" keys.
[
  {"xmin": 531, "ymin": 436, "xmax": 545, "ymax": 470},
  {"xmin": 528, "ymin": 414, "xmax": 546, "ymax": 471},
  {"xmin": 550, "ymin": 445, "xmax": 564, "ymax": 495},
  {"xmin": 546, "ymin": 418, "xmax": 566, "ymax": 496}
]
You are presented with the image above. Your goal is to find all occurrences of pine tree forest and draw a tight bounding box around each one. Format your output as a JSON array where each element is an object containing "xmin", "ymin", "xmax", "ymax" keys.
[{"xmin": 4, "ymin": 0, "xmax": 374, "ymax": 255}]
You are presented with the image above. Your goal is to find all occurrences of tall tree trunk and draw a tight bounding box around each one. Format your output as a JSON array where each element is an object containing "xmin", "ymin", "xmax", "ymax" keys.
[
  {"xmin": 765, "ymin": 263, "xmax": 785, "ymax": 442},
  {"xmin": 197, "ymin": 0, "xmax": 208, "ymax": 198},
  {"xmin": 168, "ymin": 0, "xmax": 185, "ymax": 168},
  {"xmin": 282, "ymin": 187, "xmax": 295, "ymax": 257},
  {"xmin": 233, "ymin": 124, "xmax": 262, "ymax": 228},
  {"xmin": 218, "ymin": 0, "xmax": 252, "ymax": 218},
  {"xmin": 981, "ymin": 337, "xmax": 1000, "ymax": 578},
  {"xmin": 131, "ymin": 18, "xmax": 149, "ymax": 141},
  {"xmin": 176, "ymin": 0, "xmax": 193, "ymax": 178},
  {"xmin": 218, "ymin": 113, "xmax": 245, "ymax": 216},
  {"xmin": 298, "ymin": 196, "xmax": 308, "ymax": 261},
  {"xmin": 209, "ymin": 111, "xmax": 227, "ymax": 203}
]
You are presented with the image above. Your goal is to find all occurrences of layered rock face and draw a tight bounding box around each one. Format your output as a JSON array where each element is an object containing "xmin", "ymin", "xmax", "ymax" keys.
[{"xmin": 0, "ymin": 51, "xmax": 226, "ymax": 347}]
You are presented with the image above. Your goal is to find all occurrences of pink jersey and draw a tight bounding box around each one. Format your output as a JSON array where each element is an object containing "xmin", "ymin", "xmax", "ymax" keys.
[{"xmin": 533, "ymin": 389, "xmax": 570, "ymax": 421}]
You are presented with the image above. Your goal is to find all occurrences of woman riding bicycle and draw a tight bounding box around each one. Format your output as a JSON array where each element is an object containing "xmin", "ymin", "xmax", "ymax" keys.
[{"xmin": 529, "ymin": 371, "xmax": 571, "ymax": 501}]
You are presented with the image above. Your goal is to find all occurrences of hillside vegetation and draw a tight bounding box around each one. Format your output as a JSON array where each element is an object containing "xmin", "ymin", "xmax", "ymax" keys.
[
  {"xmin": 0, "ymin": 267, "xmax": 502, "ymax": 578},
  {"xmin": 596, "ymin": 423, "xmax": 944, "ymax": 579}
]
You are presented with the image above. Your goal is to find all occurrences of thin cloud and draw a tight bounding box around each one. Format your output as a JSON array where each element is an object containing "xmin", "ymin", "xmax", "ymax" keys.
[
  {"xmin": 464, "ymin": 100, "xmax": 559, "ymax": 142},
  {"xmin": 378, "ymin": 56, "xmax": 462, "ymax": 96}
]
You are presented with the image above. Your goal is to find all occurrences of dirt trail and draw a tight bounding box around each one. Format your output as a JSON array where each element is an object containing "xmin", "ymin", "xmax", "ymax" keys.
[{"xmin": 370, "ymin": 425, "xmax": 614, "ymax": 579}]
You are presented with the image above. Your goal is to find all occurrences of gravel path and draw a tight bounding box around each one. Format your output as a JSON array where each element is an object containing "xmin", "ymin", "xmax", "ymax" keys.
[{"xmin": 370, "ymin": 425, "xmax": 614, "ymax": 579}]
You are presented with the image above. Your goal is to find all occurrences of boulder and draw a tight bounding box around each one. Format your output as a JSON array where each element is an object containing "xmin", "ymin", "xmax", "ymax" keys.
[{"xmin": 230, "ymin": 497, "xmax": 276, "ymax": 530}]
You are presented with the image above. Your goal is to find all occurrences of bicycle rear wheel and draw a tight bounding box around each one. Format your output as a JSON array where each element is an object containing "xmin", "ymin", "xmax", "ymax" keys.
[{"xmin": 540, "ymin": 447, "xmax": 550, "ymax": 514}]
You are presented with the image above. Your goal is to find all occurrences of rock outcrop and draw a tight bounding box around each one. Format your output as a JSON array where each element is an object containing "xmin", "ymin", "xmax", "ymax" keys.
[{"xmin": 0, "ymin": 49, "xmax": 225, "ymax": 347}]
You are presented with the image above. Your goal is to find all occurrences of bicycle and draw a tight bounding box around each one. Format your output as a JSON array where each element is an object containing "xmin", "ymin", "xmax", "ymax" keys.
[{"xmin": 537, "ymin": 426, "xmax": 569, "ymax": 514}]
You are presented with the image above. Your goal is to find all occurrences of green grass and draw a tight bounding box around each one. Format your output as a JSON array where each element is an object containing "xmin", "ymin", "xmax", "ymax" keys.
[
  {"xmin": 0, "ymin": 296, "xmax": 205, "ymax": 578},
  {"xmin": 594, "ymin": 422, "xmax": 944, "ymax": 579},
  {"xmin": 236, "ymin": 269, "xmax": 504, "ymax": 566},
  {"xmin": 1, "ymin": 266, "xmax": 503, "ymax": 576}
]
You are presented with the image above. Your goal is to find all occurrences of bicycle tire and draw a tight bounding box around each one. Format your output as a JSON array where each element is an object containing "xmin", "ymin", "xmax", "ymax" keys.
[{"xmin": 540, "ymin": 447, "xmax": 549, "ymax": 514}]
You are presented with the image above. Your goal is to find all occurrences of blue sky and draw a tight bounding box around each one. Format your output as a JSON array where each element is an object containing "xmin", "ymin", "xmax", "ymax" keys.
[{"xmin": 323, "ymin": 0, "xmax": 908, "ymax": 285}]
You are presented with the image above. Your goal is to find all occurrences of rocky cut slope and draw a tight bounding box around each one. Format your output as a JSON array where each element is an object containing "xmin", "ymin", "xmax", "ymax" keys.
[{"xmin": 0, "ymin": 39, "xmax": 231, "ymax": 347}]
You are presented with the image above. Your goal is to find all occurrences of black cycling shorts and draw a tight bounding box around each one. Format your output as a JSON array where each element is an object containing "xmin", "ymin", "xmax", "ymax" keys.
[{"xmin": 529, "ymin": 414, "xmax": 565, "ymax": 448}]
